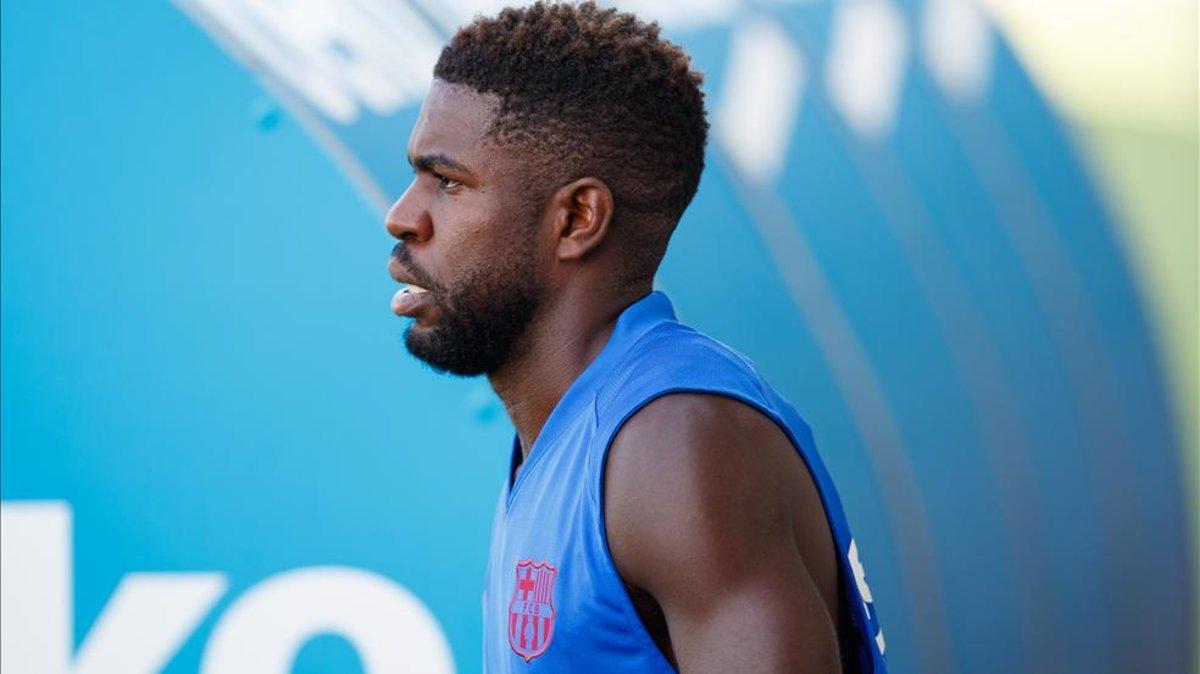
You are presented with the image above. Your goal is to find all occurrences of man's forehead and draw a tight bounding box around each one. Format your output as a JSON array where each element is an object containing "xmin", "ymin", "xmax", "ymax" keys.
[{"xmin": 407, "ymin": 80, "xmax": 500, "ymax": 161}]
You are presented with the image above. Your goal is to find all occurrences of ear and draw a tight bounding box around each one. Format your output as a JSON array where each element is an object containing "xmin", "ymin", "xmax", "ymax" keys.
[{"xmin": 550, "ymin": 177, "xmax": 614, "ymax": 262}]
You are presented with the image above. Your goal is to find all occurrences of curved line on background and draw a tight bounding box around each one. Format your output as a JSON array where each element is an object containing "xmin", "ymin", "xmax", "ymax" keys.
[
  {"xmin": 716, "ymin": 148, "xmax": 956, "ymax": 674},
  {"xmin": 946, "ymin": 104, "xmax": 1142, "ymax": 671},
  {"xmin": 770, "ymin": 12, "xmax": 1059, "ymax": 670},
  {"xmin": 171, "ymin": 0, "xmax": 396, "ymax": 216},
  {"xmin": 839, "ymin": 136, "xmax": 1057, "ymax": 672}
]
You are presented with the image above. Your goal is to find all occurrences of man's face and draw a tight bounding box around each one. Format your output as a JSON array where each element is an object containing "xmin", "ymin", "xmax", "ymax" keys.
[{"xmin": 386, "ymin": 80, "xmax": 549, "ymax": 377}]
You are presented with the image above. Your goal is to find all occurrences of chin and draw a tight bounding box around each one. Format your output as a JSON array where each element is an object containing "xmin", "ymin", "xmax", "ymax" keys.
[{"xmin": 404, "ymin": 325, "xmax": 495, "ymax": 378}]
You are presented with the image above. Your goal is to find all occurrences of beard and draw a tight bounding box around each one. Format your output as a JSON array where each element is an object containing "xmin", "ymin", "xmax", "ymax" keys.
[{"xmin": 393, "ymin": 240, "xmax": 543, "ymax": 378}]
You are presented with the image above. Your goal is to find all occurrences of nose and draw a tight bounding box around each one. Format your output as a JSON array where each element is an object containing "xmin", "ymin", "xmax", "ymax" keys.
[{"xmin": 384, "ymin": 183, "xmax": 432, "ymax": 244}]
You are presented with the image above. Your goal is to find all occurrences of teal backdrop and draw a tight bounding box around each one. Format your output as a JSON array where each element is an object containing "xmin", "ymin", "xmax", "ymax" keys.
[{"xmin": 1, "ymin": 1, "xmax": 1192, "ymax": 673}]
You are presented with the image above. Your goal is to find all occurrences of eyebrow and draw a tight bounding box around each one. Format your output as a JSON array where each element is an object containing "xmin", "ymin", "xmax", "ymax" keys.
[{"xmin": 407, "ymin": 152, "xmax": 473, "ymax": 175}]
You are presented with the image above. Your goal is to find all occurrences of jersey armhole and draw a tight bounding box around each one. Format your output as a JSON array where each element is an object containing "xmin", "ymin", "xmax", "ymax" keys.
[
  {"xmin": 588, "ymin": 386, "xmax": 834, "ymax": 672},
  {"xmin": 585, "ymin": 386, "xmax": 878, "ymax": 666}
]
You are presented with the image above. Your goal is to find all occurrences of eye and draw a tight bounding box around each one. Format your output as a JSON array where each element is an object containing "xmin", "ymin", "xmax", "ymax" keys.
[{"xmin": 435, "ymin": 173, "xmax": 462, "ymax": 190}]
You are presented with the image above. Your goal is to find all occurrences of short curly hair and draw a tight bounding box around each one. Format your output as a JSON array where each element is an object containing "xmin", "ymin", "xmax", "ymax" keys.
[{"xmin": 433, "ymin": 1, "xmax": 708, "ymax": 285}]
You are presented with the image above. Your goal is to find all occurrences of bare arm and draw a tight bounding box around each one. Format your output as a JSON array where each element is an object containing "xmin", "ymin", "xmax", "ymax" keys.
[{"xmin": 604, "ymin": 393, "xmax": 842, "ymax": 673}]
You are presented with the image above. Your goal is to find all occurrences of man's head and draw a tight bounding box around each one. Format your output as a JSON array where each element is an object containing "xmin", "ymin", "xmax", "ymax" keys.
[{"xmin": 386, "ymin": 1, "xmax": 708, "ymax": 377}]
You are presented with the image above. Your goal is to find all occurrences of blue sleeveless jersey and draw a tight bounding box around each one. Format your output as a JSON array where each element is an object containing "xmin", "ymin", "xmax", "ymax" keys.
[{"xmin": 483, "ymin": 290, "xmax": 887, "ymax": 672}]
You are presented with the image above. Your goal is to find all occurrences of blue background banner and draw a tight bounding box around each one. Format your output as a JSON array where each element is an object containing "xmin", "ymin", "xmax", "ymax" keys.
[{"xmin": 1, "ymin": 1, "xmax": 1192, "ymax": 672}]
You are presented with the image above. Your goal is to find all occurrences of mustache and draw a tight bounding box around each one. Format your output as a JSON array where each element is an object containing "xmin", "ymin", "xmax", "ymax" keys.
[{"xmin": 390, "ymin": 243, "xmax": 438, "ymax": 291}]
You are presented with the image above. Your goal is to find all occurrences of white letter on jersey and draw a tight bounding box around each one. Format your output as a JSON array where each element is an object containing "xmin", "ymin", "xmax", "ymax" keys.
[{"xmin": 848, "ymin": 538, "xmax": 886, "ymax": 654}]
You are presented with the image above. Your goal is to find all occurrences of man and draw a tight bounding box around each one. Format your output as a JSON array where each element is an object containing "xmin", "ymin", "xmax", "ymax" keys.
[{"xmin": 385, "ymin": 2, "xmax": 886, "ymax": 671}]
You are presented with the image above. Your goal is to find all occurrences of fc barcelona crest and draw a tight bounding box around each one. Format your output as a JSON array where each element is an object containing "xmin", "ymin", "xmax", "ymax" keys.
[{"xmin": 508, "ymin": 559, "xmax": 558, "ymax": 662}]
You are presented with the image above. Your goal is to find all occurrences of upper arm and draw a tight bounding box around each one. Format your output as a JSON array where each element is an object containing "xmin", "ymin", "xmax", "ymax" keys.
[{"xmin": 603, "ymin": 393, "xmax": 842, "ymax": 673}]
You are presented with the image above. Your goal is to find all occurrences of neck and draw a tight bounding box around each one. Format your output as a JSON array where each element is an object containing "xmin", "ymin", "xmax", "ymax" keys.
[{"xmin": 488, "ymin": 283, "xmax": 652, "ymax": 462}]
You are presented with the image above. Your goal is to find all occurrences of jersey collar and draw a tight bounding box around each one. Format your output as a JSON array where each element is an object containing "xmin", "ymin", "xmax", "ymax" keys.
[{"xmin": 506, "ymin": 290, "xmax": 678, "ymax": 503}]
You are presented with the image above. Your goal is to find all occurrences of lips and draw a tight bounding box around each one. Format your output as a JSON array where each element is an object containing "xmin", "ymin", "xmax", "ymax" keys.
[
  {"xmin": 392, "ymin": 284, "xmax": 433, "ymax": 317},
  {"xmin": 388, "ymin": 255, "xmax": 436, "ymax": 318}
]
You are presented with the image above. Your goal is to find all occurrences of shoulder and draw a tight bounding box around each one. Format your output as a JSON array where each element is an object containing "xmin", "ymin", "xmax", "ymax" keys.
[
  {"xmin": 622, "ymin": 321, "xmax": 758, "ymax": 375},
  {"xmin": 602, "ymin": 391, "xmax": 822, "ymax": 591},
  {"xmin": 603, "ymin": 392, "xmax": 844, "ymax": 671},
  {"xmin": 593, "ymin": 321, "xmax": 766, "ymax": 421}
]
